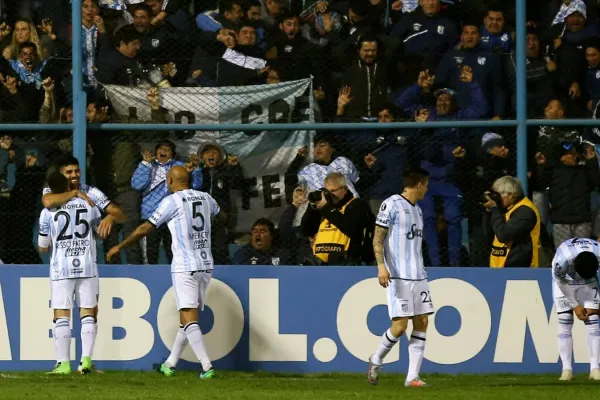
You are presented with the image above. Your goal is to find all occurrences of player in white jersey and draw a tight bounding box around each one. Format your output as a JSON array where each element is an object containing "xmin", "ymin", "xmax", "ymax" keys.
[
  {"xmin": 38, "ymin": 172, "xmax": 105, "ymax": 375},
  {"xmin": 107, "ymin": 166, "xmax": 221, "ymax": 379},
  {"xmin": 552, "ymin": 237, "xmax": 600, "ymax": 381},
  {"xmin": 368, "ymin": 167, "xmax": 432, "ymax": 387},
  {"xmin": 43, "ymin": 155, "xmax": 127, "ymax": 373}
]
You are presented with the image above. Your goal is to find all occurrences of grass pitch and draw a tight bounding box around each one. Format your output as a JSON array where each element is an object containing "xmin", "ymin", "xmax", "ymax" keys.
[{"xmin": 1, "ymin": 371, "xmax": 599, "ymax": 400}]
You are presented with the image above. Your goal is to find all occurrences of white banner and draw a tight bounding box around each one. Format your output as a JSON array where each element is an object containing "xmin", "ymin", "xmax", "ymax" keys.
[{"xmin": 104, "ymin": 79, "xmax": 316, "ymax": 233}]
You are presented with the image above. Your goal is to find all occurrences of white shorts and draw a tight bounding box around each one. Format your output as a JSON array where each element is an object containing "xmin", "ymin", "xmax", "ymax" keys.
[
  {"xmin": 50, "ymin": 277, "xmax": 99, "ymax": 310},
  {"xmin": 387, "ymin": 279, "xmax": 434, "ymax": 319},
  {"xmin": 553, "ymin": 281, "xmax": 600, "ymax": 313},
  {"xmin": 172, "ymin": 270, "xmax": 212, "ymax": 311}
]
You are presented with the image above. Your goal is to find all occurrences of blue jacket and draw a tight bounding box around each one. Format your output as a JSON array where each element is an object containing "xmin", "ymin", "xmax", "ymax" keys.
[
  {"xmin": 586, "ymin": 67, "xmax": 600, "ymax": 107},
  {"xmin": 131, "ymin": 159, "xmax": 203, "ymax": 219},
  {"xmin": 395, "ymin": 82, "xmax": 488, "ymax": 183},
  {"xmin": 479, "ymin": 26, "xmax": 512, "ymax": 53},
  {"xmin": 435, "ymin": 45, "xmax": 506, "ymax": 117}
]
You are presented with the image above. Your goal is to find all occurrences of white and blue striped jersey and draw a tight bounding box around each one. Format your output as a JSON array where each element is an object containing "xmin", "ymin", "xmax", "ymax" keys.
[
  {"xmin": 298, "ymin": 156, "xmax": 360, "ymax": 197},
  {"xmin": 43, "ymin": 183, "xmax": 111, "ymax": 212},
  {"xmin": 38, "ymin": 198, "xmax": 102, "ymax": 281},
  {"xmin": 148, "ymin": 189, "xmax": 221, "ymax": 272},
  {"xmin": 376, "ymin": 194, "xmax": 426, "ymax": 280},
  {"xmin": 552, "ymin": 238, "xmax": 600, "ymax": 285}
]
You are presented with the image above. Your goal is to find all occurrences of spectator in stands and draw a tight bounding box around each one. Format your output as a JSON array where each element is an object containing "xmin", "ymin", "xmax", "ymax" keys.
[
  {"xmin": 534, "ymin": 140, "xmax": 600, "ymax": 248},
  {"xmin": 81, "ymin": 0, "xmax": 107, "ymax": 89},
  {"xmin": 196, "ymin": 143, "xmax": 245, "ymax": 264},
  {"xmin": 455, "ymin": 132, "xmax": 513, "ymax": 266},
  {"xmin": 2, "ymin": 18, "xmax": 50, "ymax": 60},
  {"xmin": 435, "ymin": 20, "xmax": 506, "ymax": 119},
  {"xmin": 131, "ymin": 139, "xmax": 203, "ymax": 264},
  {"xmin": 8, "ymin": 42, "xmax": 47, "ymax": 90},
  {"xmin": 96, "ymin": 24, "xmax": 142, "ymax": 85},
  {"xmin": 189, "ymin": 22, "xmax": 268, "ymax": 87},
  {"xmin": 545, "ymin": 1, "xmax": 597, "ymax": 115},
  {"xmin": 244, "ymin": 0, "xmax": 268, "ymax": 50},
  {"xmin": 0, "ymin": 69, "xmax": 36, "ymax": 122},
  {"xmin": 132, "ymin": 3, "xmax": 177, "ymax": 65},
  {"xmin": 336, "ymin": 35, "xmax": 388, "ymax": 121},
  {"xmin": 260, "ymin": 0, "xmax": 285, "ymax": 30},
  {"xmin": 196, "ymin": 0, "xmax": 244, "ymax": 32},
  {"xmin": 265, "ymin": 11, "xmax": 322, "ymax": 83},
  {"xmin": 390, "ymin": 0, "xmax": 458, "ymax": 82},
  {"xmin": 484, "ymin": 176, "xmax": 541, "ymax": 268},
  {"xmin": 277, "ymin": 185, "xmax": 318, "ymax": 264},
  {"xmin": 232, "ymin": 218, "xmax": 293, "ymax": 265},
  {"xmin": 301, "ymin": 171, "xmax": 375, "ymax": 265},
  {"xmin": 505, "ymin": 26, "xmax": 557, "ymax": 118},
  {"xmin": 479, "ymin": 2, "xmax": 512, "ymax": 53},
  {"xmin": 585, "ymin": 38, "xmax": 600, "ymax": 115},
  {"xmin": 396, "ymin": 66, "xmax": 487, "ymax": 266}
]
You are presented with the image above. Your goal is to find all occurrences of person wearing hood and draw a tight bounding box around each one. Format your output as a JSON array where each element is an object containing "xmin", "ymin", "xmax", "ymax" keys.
[
  {"xmin": 195, "ymin": 0, "xmax": 244, "ymax": 32},
  {"xmin": 188, "ymin": 22, "xmax": 269, "ymax": 87},
  {"xmin": 435, "ymin": 20, "xmax": 506, "ymax": 119},
  {"xmin": 195, "ymin": 143, "xmax": 245, "ymax": 265},
  {"xmin": 232, "ymin": 218, "xmax": 293, "ymax": 265},
  {"xmin": 395, "ymin": 66, "xmax": 487, "ymax": 266},
  {"xmin": 131, "ymin": 140, "xmax": 203, "ymax": 264},
  {"xmin": 454, "ymin": 132, "xmax": 513, "ymax": 266},
  {"xmin": 545, "ymin": 0, "xmax": 598, "ymax": 113}
]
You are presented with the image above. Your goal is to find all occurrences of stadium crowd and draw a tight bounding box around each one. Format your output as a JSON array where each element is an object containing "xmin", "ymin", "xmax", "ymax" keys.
[{"xmin": 0, "ymin": 0, "xmax": 600, "ymax": 267}]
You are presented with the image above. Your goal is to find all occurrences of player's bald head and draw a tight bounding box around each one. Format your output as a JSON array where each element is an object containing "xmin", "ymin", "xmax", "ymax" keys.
[{"xmin": 168, "ymin": 166, "xmax": 189, "ymax": 184}]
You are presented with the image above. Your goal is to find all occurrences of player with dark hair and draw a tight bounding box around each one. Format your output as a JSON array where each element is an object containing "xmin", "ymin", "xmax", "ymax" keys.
[
  {"xmin": 368, "ymin": 167, "xmax": 431, "ymax": 387},
  {"xmin": 552, "ymin": 238, "xmax": 600, "ymax": 381}
]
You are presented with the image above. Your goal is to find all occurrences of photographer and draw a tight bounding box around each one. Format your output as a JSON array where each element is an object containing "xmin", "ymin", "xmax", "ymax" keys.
[
  {"xmin": 483, "ymin": 176, "xmax": 541, "ymax": 268},
  {"xmin": 301, "ymin": 172, "xmax": 374, "ymax": 265}
]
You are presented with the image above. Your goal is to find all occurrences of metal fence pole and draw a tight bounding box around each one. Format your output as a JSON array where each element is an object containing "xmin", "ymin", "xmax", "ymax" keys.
[
  {"xmin": 71, "ymin": 0, "xmax": 87, "ymax": 183},
  {"xmin": 516, "ymin": 0, "xmax": 528, "ymax": 192}
]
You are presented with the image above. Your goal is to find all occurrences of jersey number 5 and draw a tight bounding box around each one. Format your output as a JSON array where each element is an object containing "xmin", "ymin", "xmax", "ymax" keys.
[
  {"xmin": 54, "ymin": 210, "xmax": 90, "ymax": 241},
  {"xmin": 191, "ymin": 201, "xmax": 205, "ymax": 232}
]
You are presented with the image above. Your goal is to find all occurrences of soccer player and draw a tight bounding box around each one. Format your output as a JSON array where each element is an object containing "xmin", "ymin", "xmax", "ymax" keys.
[
  {"xmin": 38, "ymin": 172, "xmax": 105, "ymax": 374},
  {"xmin": 42, "ymin": 155, "xmax": 127, "ymax": 373},
  {"xmin": 368, "ymin": 167, "xmax": 432, "ymax": 387},
  {"xmin": 106, "ymin": 166, "xmax": 220, "ymax": 379},
  {"xmin": 553, "ymin": 237, "xmax": 600, "ymax": 381}
]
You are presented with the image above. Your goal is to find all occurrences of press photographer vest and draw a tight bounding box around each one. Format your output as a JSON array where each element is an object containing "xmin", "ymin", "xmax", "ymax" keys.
[
  {"xmin": 490, "ymin": 197, "xmax": 540, "ymax": 268},
  {"xmin": 313, "ymin": 198, "xmax": 356, "ymax": 263}
]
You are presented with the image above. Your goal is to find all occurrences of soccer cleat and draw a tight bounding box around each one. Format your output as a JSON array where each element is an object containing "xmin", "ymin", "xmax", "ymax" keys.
[
  {"xmin": 158, "ymin": 363, "xmax": 176, "ymax": 377},
  {"xmin": 47, "ymin": 362, "xmax": 71, "ymax": 375},
  {"xmin": 77, "ymin": 361, "xmax": 103, "ymax": 374},
  {"xmin": 559, "ymin": 369, "xmax": 573, "ymax": 381},
  {"xmin": 405, "ymin": 378, "xmax": 428, "ymax": 387},
  {"xmin": 367, "ymin": 356, "xmax": 382, "ymax": 385},
  {"xmin": 590, "ymin": 368, "xmax": 600, "ymax": 380},
  {"xmin": 199, "ymin": 367, "xmax": 216, "ymax": 379},
  {"xmin": 78, "ymin": 356, "xmax": 93, "ymax": 375}
]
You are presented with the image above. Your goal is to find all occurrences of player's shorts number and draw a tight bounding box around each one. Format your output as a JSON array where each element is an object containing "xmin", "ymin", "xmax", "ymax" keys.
[
  {"xmin": 54, "ymin": 209, "xmax": 90, "ymax": 241},
  {"xmin": 191, "ymin": 201, "xmax": 206, "ymax": 232},
  {"xmin": 420, "ymin": 291, "xmax": 432, "ymax": 304}
]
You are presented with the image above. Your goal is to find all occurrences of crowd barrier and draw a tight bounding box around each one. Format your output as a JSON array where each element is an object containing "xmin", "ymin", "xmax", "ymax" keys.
[{"xmin": 0, "ymin": 266, "xmax": 589, "ymax": 373}]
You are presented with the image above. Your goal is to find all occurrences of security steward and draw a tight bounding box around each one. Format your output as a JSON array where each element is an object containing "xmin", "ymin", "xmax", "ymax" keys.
[{"xmin": 301, "ymin": 172, "xmax": 374, "ymax": 265}]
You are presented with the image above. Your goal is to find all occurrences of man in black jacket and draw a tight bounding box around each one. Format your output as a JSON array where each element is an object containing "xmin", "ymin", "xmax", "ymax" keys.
[
  {"xmin": 232, "ymin": 218, "xmax": 293, "ymax": 265},
  {"xmin": 535, "ymin": 140, "xmax": 600, "ymax": 248},
  {"xmin": 301, "ymin": 171, "xmax": 374, "ymax": 265}
]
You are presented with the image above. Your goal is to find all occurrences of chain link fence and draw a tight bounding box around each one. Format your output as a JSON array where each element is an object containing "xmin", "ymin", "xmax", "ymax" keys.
[{"xmin": 0, "ymin": 0, "xmax": 598, "ymax": 266}]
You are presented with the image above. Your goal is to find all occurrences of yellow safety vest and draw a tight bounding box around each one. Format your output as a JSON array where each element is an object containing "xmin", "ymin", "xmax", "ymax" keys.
[
  {"xmin": 313, "ymin": 198, "xmax": 356, "ymax": 263},
  {"xmin": 490, "ymin": 197, "xmax": 540, "ymax": 268}
]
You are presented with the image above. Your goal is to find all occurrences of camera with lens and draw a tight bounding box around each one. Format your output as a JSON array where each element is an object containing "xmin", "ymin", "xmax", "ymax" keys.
[
  {"xmin": 308, "ymin": 188, "xmax": 331, "ymax": 204},
  {"xmin": 481, "ymin": 190, "xmax": 503, "ymax": 207}
]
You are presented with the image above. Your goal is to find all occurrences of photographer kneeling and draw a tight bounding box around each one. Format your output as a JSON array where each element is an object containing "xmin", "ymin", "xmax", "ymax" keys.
[
  {"xmin": 301, "ymin": 172, "xmax": 375, "ymax": 265},
  {"xmin": 484, "ymin": 176, "xmax": 541, "ymax": 268}
]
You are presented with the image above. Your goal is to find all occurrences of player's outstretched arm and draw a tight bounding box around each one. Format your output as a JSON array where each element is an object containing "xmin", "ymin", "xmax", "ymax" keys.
[
  {"xmin": 106, "ymin": 221, "xmax": 155, "ymax": 262},
  {"xmin": 373, "ymin": 226, "xmax": 390, "ymax": 288},
  {"xmin": 42, "ymin": 189, "xmax": 93, "ymax": 209},
  {"xmin": 105, "ymin": 203, "xmax": 128, "ymax": 224}
]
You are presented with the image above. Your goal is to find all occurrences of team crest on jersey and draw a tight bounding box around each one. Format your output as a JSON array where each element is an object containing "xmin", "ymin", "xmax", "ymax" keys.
[
  {"xmin": 478, "ymin": 57, "xmax": 486, "ymax": 65},
  {"xmin": 349, "ymin": 27, "xmax": 357, "ymax": 35},
  {"xmin": 481, "ymin": 36, "xmax": 489, "ymax": 43},
  {"xmin": 501, "ymin": 33, "xmax": 509, "ymax": 42},
  {"xmin": 271, "ymin": 257, "xmax": 280, "ymax": 266},
  {"xmin": 284, "ymin": 45, "xmax": 293, "ymax": 53},
  {"xmin": 596, "ymin": 70, "xmax": 600, "ymax": 79},
  {"xmin": 152, "ymin": 38, "xmax": 160, "ymax": 48},
  {"xmin": 454, "ymin": 57, "xmax": 463, "ymax": 64},
  {"xmin": 413, "ymin": 23, "xmax": 421, "ymax": 31},
  {"xmin": 437, "ymin": 25, "xmax": 444, "ymax": 34}
]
